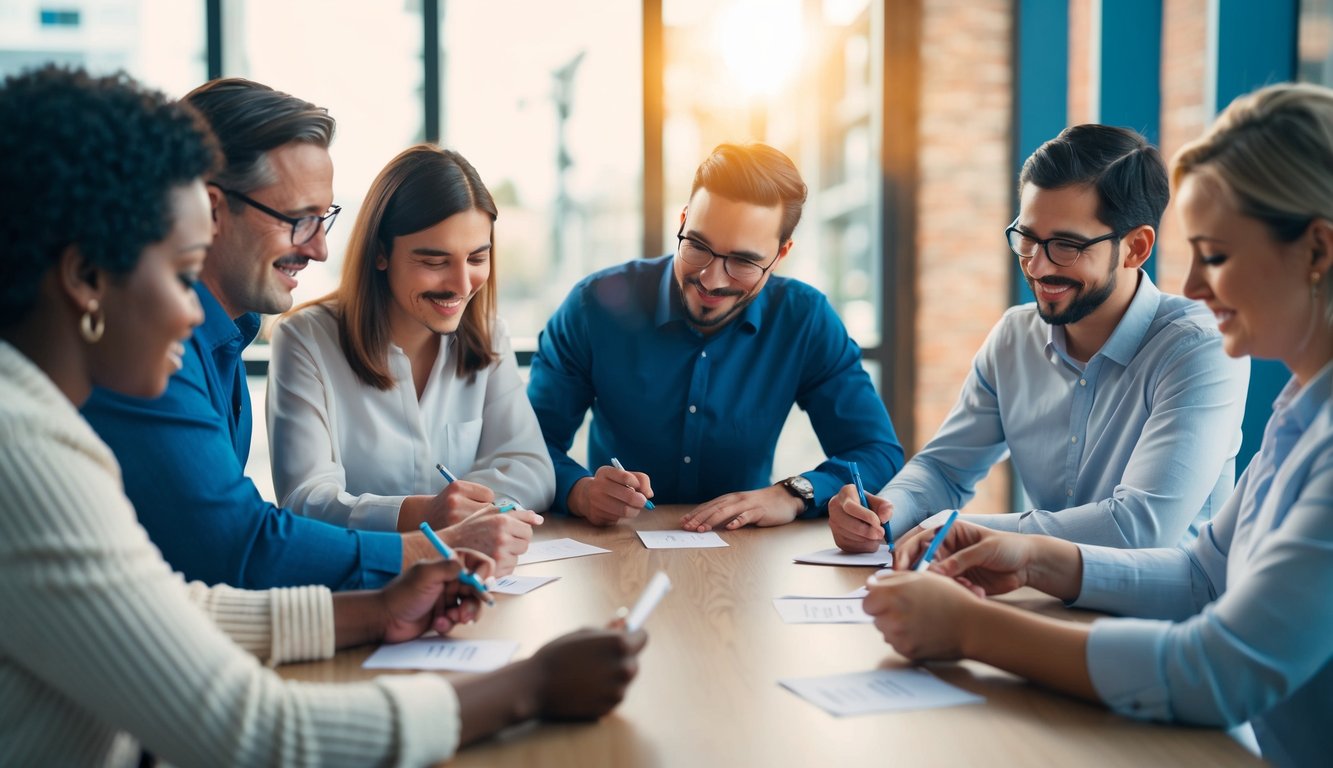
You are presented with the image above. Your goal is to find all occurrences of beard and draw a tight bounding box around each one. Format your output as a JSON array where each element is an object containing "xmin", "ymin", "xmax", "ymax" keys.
[
  {"xmin": 679, "ymin": 275, "xmax": 757, "ymax": 329},
  {"xmin": 1031, "ymin": 263, "xmax": 1117, "ymax": 326}
]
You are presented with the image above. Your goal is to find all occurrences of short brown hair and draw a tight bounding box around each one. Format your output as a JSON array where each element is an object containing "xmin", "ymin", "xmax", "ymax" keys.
[{"xmin": 690, "ymin": 142, "xmax": 807, "ymax": 243}]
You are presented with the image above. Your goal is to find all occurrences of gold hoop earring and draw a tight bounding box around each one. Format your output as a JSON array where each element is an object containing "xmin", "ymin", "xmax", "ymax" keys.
[{"xmin": 80, "ymin": 299, "xmax": 105, "ymax": 344}]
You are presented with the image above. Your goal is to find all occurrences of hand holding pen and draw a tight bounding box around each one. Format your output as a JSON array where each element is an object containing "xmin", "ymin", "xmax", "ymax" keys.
[
  {"xmin": 569, "ymin": 458, "xmax": 656, "ymax": 526},
  {"xmin": 829, "ymin": 481, "xmax": 896, "ymax": 555},
  {"xmin": 419, "ymin": 522, "xmax": 496, "ymax": 606}
]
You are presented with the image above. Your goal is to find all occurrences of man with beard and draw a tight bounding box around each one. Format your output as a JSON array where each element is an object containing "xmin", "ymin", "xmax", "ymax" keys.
[
  {"xmin": 528, "ymin": 142, "xmax": 903, "ymax": 529},
  {"xmin": 828, "ymin": 125, "xmax": 1249, "ymax": 552}
]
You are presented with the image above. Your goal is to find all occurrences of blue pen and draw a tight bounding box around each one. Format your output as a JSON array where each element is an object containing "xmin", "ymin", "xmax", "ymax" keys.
[
  {"xmin": 848, "ymin": 461, "xmax": 891, "ymax": 552},
  {"xmin": 610, "ymin": 457, "xmax": 655, "ymax": 510},
  {"xmin": 417, "ymin": 522, "xmax": 495, "ymax": 606},
  {"xmin": 441, "ymin": 463, "xmax": 514, "ymax": 513},
  {"xmin": 913, "ymin": 510, "xmax": 960, "ymax": 572},
  {"xmin": 435, "ymin": 462, "xmax": 458, "ymax": 484}
]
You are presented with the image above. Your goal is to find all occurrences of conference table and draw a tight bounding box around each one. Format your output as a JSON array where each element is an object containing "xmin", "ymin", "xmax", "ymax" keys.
[{"xmin": 277, "ymin": 508, "xmax": 1262, "ymax": 767}]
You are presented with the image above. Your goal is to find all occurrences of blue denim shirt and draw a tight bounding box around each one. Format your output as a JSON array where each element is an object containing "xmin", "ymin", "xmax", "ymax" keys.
[
  {"xmin": 83, "ymin": 284, "xmax": 403, "ymax": 589},
  {"xmin": 1077, "ymin": 362, "xmax": 1333, "ymax": 768},
  {"xmin": 528, "ymin": 255, "xmax": 904, "ymax": 514}
]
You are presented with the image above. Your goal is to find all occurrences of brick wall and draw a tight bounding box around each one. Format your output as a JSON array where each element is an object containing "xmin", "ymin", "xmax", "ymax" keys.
[
  {"xmin": 915, "ymin": 0, "xmax": 1012, "ymax": 513},
  {"xmin": 1158, "ymin": 0, "xmax": 1209, "ymax": 292}
]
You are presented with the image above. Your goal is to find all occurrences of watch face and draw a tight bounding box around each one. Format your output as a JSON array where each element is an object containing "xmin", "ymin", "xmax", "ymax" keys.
[{"xmin": 785, "ymin": 476, "xmax": 814, "ymax": 499}]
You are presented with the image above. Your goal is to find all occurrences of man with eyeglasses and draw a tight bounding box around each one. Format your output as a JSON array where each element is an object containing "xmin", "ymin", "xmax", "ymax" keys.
[
  {"xmin": 830, "ymin": 124, "xmax": 1250, "ymax": 553},
  {"xmin": 528, "ymin": 142, "xmax": 904, "ymax": 529},
  {"xmin": 83, "ymin": 78, "xmax": 532, "ymax": 590}
]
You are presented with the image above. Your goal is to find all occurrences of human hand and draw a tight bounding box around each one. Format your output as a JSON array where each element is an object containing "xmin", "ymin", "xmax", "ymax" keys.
[
  {"xmin": 862, "ymin": 569, "xmax": 982, "ymax": 661},
  {"xmin": 380, "ymin": 549, "xmax": 495, "ymax": 643},
  {"xmin": 891, "ymin": 519, "xmax": 1035, "ymax": 595},
  {"xmin": 568, "ymin": 465, "xmax": 655, "ymax": 526},
  {"xmin": 440, "ymin": 505, "xmax": 542, "ymax": 576},
  {"xmin": 679, "ymin": 485, "xmax": 801, "ymax": 531},
  {"xmin": 829, "ymin": 483, "xmax": 893, "ymax": 553},
  {"xmin": 530, "ymin": 626, "xmax": 647, "ymax": 720},
  {"xmin": 430, "ymin": 479, "xmax": 496, "ymax": 527}
]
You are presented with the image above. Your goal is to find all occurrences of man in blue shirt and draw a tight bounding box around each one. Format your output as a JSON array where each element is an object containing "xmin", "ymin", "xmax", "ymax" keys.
[
  {"xmin": 528, "ymin": 143, "xmax": 903, "ymax": 530},
  {"xmin": 83, "ymin": 78, "xmax": 537, "ymax": 589},
  {"xmin": 830, "ymin": 125, "xmax": 1249, "ymax": 551}
]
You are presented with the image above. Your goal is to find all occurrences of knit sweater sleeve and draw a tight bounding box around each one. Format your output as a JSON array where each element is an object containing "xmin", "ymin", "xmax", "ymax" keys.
[{"xmin": 0, "ymin": 361, "xmax": 459, "ymax": 767}]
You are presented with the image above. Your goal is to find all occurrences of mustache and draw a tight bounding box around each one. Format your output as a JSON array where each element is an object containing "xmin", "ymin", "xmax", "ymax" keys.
[
  {"xmin": 1031, "ymin": 276, "xmax": 1083, "ymax": 289},
  {"xmin": 684, "ymin": 276, "xmax": 745, "ymax": 298}
]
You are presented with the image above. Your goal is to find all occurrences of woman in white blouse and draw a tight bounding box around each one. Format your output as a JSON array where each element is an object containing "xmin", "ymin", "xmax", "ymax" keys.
[
  {"xmin": 855, "ymin": 83, "xmax": 1333, "ymax": 767},
  {"xmin": 1, "ymin": 66, "xmax": 643, "ymax": 767},
  {"xmin": 268, "ymin": 145, "xmax": 554, "ymax": 569}
]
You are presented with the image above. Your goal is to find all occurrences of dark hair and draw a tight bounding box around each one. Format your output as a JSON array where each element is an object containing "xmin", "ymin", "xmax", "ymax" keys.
[
  {"xmin": 690, "ymin": 142, "xmax": 808, "ymax": 242},
  {"xmin": 0, "ymin": 65, "xmax": 219, "ymax": 328},
  {"xmin": 1019, "ymin": 124, "xmax": 1169, "ymax": 233},
  {"xmin": 296, "ymin": 145, "xmax": 499, "ymax": 389},
  {"xmin": 183, "ymin": 77, "xmax": 334, "ymax": 201}
]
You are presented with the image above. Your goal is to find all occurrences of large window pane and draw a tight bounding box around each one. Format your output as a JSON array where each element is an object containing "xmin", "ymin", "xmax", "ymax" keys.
[
  {"xmin": 440, "ymin": 0, "xmax": 643, "ymax": 344},
  {"xmin": 0, "ymin": 0, "xmax": 205, "ymax": 94}
]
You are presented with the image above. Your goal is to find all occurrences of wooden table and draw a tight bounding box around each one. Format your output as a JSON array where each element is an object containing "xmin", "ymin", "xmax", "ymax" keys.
[{"xmin": 278, "ymin": 509, "xmax": 1262, "ymax": 767}]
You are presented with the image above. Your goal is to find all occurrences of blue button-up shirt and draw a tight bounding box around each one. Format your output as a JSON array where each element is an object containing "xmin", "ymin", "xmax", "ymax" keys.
[
  {"xmin": 82, "ymin": 284, "xmax": 403, "ymax": 589},
  {"xmin": 528, "ymin": 255, "xmax": 903, "ymax": 515},
  {"xmin": 882, "ymin": 272, "xmax": 1250, "ymax": 547},
  {"xmin": 1076, "ymin": 362, "xmax": 1333, "ymax": 768}
]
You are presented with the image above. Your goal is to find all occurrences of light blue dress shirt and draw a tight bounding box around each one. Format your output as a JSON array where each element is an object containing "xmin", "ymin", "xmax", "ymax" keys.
[
  {"xmin": 1075, "ymin": 362, "xmax": 1333, "ymax": 768},
  {"xmin": 881, "ymin": 272, "xmax": 1249, "ymax": 547}
]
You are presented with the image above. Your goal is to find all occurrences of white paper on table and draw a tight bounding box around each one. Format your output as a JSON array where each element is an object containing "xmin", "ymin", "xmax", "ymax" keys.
[
  {"xmin": 516, "ymin": 538, "xmax": 611, "ymax": 565},
  {"xmin": 779, "ymin": 586, "xmax": 869, "ymax": 599},
  {"xmin": 636, "ymin": 530, "xmax": 729, "ymax": 549},
  {"xmin": 488, "ymin": 574, "xmax": 559, "ymax": 595},
  {"xmin": 772, "ymin": 598, "xmax": 873, "ymax": 624},
  {"xmin": 363, "ymin": 638, "xmax": 518, "ymax": 672},
  {"xmin": 793, "ymin": 545, "xmax": 892, "ymax": 567},
  {"xmin": 779, "ymin": 668, "xmax": 984, "ymax": 716},
  {"xmin": 919, "ymin": 509, "xmax": 958, "ymax": 530}
]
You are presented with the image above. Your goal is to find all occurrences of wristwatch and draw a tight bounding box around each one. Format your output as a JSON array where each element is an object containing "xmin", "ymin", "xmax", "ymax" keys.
[{"xmin": 779, "ymin": 475, "xmax": 815, "ymax": 512}]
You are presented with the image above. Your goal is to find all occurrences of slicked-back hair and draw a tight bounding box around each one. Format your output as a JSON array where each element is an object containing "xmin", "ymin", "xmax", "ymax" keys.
[
  {"xmin": 0, "ymin": 65, "xmax": 218, "ymax": 328},
  {"xmin": 690, "ymin": 142, "xmax": 808, "ymax": 243},
  {"xmin": 183, "ymin": 77, "xmax": 334, "ymax": 203},
  {"xmin": 296, "ymin": 145, "xmax": 499, "ymax": 389},
  {"xmin": 1019, "ymin": 124, "xmax": 1169, "ymax": 234}
]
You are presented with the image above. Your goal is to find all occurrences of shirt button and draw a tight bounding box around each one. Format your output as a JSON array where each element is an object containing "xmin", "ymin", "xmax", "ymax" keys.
[
  {"xmin": 700, "ymin": 351, "xmax": 707, "ymax": 358},
  {"xmin": 1080, "ymin": 379, "xmax": 1087, "ymax": 386},
  {"xmin": 683, "ymin": 456, "xmax": 692, "ymax": 464},
  {"xmin": 688, "ymin": 405, "xmax": 697, "ymax": 414},
  {"xmin": 1070, "ymin": 436, "xmax": 1078, "ymax": 444},
  {"xmin": 1067, "ymin": 489, "xmax": 1074, "ymax": 497}
]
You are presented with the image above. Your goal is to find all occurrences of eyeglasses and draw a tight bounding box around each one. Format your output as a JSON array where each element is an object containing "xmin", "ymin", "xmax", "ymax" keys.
[
  {"xmin": 676, "ymin": 222, "xmax": 781, "ymax": 284},
  {"xmin": 1005, "ymin": 219, "xmax": 1121, "ymax": 267},
  {"xmin": 210, "ymin": 183, "xmax": 341, "ymax": 246}
]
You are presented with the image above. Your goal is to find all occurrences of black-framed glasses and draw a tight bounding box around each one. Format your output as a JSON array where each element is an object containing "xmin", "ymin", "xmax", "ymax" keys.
[
  {"xmin": 676, "ymin": 222, "xmax": 781, "ymax": 284},
  {"xmin": 1005, "ymin": 219, "xmax": 1121, "ymax": 267},
  {"xmin": 210, "ymin": 183, "xmax": 340, "ymax": 246}
]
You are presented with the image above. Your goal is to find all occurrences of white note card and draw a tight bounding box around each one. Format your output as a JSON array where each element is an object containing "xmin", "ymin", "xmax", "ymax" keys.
[
  {"xmin": 637, "ymin": 530, "xmax": 729, "ymax": 549},
  {"xmin": 488, "ymin": 574, "xmax": 559, "ymax": 595},
  {"xmin": 793, "ymin": 546, "xmax": 893, "ymax": 567},
  {"xmin": 772, "ymin": 598, "xmax": 873, "ymax": 624},
  {"xmin": 363, "ymin": 638, "xmax": 518, "ymax": 672},
  {"xmin": 779, "ymin": 668, "xmax": 984, "ymax": 716},
  {"xmin": 516, "ymin": 538, "xmax": 611, "ymax": 566}
]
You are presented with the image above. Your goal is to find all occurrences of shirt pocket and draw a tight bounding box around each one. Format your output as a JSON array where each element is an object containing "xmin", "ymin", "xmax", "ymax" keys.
[{"xmin": 440, "ymin": 418, "xmax": 484, "ymax": 474}]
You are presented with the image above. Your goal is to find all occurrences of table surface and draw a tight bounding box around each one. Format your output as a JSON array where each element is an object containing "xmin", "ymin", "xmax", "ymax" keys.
[{"xmin": 277, "ymin": 509, "xmax": 1262, "ymax": 767}]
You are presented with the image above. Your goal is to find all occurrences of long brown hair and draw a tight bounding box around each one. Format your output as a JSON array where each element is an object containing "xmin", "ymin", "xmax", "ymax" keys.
[{"xmin": 301, "ymin": 144, "xmax": 498, "ymax": 389}]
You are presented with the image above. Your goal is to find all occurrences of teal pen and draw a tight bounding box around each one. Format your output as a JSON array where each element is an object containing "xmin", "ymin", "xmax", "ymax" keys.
[
  {"xmin": 913, "ymin": 510, "xmax": 959, "ymax": 572},
  {"xmin": 417, "ymin": 522, "xmax": 495, "ymax": 606},
  {"xmin": 435, "ymin": 462, "xmax": 458, "ymax": 484},
  {"xmin": 848, "ymin": 461, "xmax": 889, "ymax": 552},
  {"xmin": 610, "ymin": 457, "xmax": 655, "ymax": 509}
]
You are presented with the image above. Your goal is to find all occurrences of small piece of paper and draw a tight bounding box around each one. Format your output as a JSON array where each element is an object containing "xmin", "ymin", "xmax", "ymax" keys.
[
  {"xmin": 772, "ymin": 598, "xmax": 873, "ymax": 623},
  {"xmin": 516, "ymin": 538, "xmax": 611, "ymax": 566},
  {"xmin": 779, "ymin": 668, "xmax": 984, "ymax": 716},
  {"xmin": 779, "ymin": 586, "xmax": 868, "ymax": 600},
  {"xmin": 488, "ymin": 574, "xmax": 559, "ymax": 595},
  {"xmin": 793, "ymin": 546, "xmax": 892, "ymax": 567},
  {"xmin": 636, "ymin": 530, "xmax": 729, "ymax": 549},
  {"xmin": 919, "ymin": 509, "xmax": 957, "ymax": 530},
  {"xmin": 363, "ymin": 638, "xmax": 518, "ymax": 672}
]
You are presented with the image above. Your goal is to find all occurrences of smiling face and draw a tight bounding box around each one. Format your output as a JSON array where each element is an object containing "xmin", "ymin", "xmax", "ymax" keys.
[
  {"xmin": 379, "ymin": 208, "xmax": 493, "ymax": 347},
  {"xmin": 1013, "ymin": 183, "xmax": 1128, "ymax": 327},
  {"xmin": 673, "ymin": 188, "xmax": 790, "ymax": 334},
  {"xmin": 203, "ymin": 141, "xmax": 333, "ymax": 318},
  {"xmin": 1179, "ymin": 172, "xmax": 1333, "ymax": 382},
  {"xmin": 89, "ymin": 180, "xmax": 211, "ymax": 398}
]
